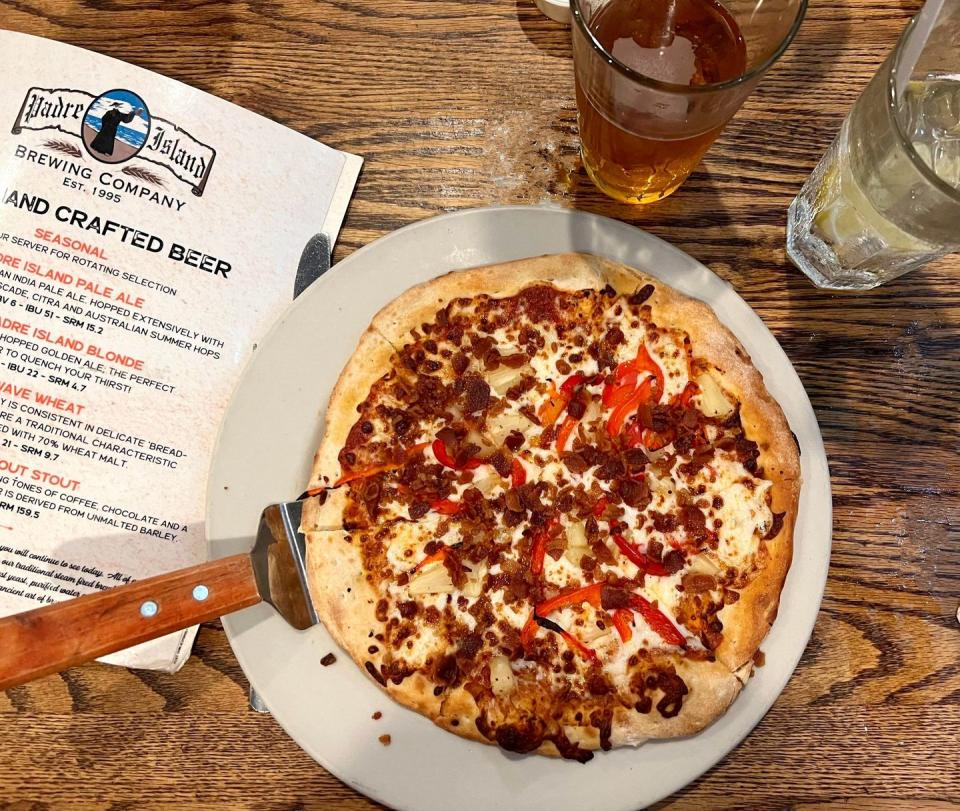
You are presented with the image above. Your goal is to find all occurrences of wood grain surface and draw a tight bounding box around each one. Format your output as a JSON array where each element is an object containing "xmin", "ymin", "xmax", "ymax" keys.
[{"xmin": 1, "ymin": 1, "xmax": 958, "ymax": 809}]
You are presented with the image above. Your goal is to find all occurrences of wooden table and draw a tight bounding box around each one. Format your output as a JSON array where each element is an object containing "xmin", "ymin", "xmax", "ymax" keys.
[{"xmin": 1, "ymin": 1, "xmax": 958, "ymax": 808}]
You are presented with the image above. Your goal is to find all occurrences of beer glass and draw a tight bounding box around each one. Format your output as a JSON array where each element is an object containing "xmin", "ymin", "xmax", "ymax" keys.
[{"xmin": 572, "ymin": 0, "xmax": 807, "ymax": 204}]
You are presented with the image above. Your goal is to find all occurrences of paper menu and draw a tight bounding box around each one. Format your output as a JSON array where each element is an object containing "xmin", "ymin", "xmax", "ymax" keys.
[{"xmin": 0, "ymin": 29, "xmax": 362, "ymax": 671}]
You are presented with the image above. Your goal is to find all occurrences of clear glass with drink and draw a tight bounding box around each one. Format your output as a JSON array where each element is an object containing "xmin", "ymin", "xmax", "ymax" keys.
[
  {"xmin": 571, "ymin": 0, "xmax": 807, "ymax": 204},
  {"xmin": 787, "ymin": 1, "xmax": 960, "ymax": 290}
]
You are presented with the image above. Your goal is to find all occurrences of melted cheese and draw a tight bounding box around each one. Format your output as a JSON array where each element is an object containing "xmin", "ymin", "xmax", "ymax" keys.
[
  {"xmin": 653, "ymin": 332, "xmax": 690, "ymax": 400},
  {"xmin": 692, "ymin": 452, "xmax": 773, "ymax": 572},
  {"xmin": 385, "ymin": 514, "xmax": 449, "ymax": 571}
]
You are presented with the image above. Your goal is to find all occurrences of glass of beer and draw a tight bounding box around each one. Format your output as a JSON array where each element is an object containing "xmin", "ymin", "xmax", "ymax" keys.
[{"xmin": 572, "ymin": 0, "xmax": 807, "ymax": 204}]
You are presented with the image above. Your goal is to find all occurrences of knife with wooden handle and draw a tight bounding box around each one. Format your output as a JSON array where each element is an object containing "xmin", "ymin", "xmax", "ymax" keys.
[{"xmin": 0, "ymin": 501, "xmax": 317, "ymax": 691}]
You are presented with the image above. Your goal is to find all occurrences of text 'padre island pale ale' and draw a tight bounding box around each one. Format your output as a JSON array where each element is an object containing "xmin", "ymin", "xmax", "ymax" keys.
[{"xmin": 575, "ymin": 0, "xmax": 747, "ymax": 203}]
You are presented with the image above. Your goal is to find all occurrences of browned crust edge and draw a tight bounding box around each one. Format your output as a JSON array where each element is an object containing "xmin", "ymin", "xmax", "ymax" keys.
[{"xmin": 300, "ymin": 327, "xmax": 398, "ymax": 532}]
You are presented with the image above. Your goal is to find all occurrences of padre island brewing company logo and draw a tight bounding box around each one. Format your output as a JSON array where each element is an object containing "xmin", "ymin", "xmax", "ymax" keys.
[{"xmin": 11, "ymin": 86, "xmax": 216, "ymax": 197}]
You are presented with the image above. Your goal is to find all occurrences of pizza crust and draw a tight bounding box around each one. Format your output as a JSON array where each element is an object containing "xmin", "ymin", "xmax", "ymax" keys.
[
  {"xmin": 304, "ymin": 529, "xmax": 383, "ymax": 671},
  {"xmin": 302, "ymin": 326, "xmax": 397, "ymax": 498},
  {"xmin": 305, "ymin": 253, "xmax": 802, "ymax": 756}
]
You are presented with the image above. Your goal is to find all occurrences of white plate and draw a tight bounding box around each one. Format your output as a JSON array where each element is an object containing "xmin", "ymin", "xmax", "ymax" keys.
[{"xmin": 207, "ymin": 205, "xmax": 831, "ymax": 811}]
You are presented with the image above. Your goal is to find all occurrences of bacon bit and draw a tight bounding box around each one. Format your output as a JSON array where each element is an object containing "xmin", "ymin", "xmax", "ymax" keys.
[
  {"xmin": 430, "ymin": 498, "xmax": 462, "ymax": 516},
  {"xmin": 432, "ymin": 437, "xmax": 482, "ymax": 471},
  {"xmin": 413, "ymin": 547, "xmax": 447, "ymax": 573},
  {"xmin": 530, "ymin": 516, "xmax": 560, "ymax": 575},
  {"xmin": 334, "ymin": 442, "xmax": 429, "ymax": 487},
  {"xmin": 628, "ymin": 594, "xmax": 686, "ymax": 648},
  {"xmin": 510, "ymin": 457, "xmax": 527, "ymax": 488},
  {"xmin": 611, "ymin": 533, "xmax": 670, "ymax": 576},
  {"xmin": 592, "ymin": 496, "xmax": 608, "ymax": 518},
  {"xmin": 625, "ymin": 421, "xmax": 676, "ymax": 451},
  {"xmin": 535, "ymin": 582, "xmax": 604, "ymax": 616},
  {"xmin": 555, "ymin": 414, "xmax": 578, "ymax": 454},
  {"xmin": 612, "ymin": 609, "xmax": 633, "ymax": 643},
  {"xmin": 764, "ymin": 511, "xmax": 786, "ymax": 540},
  {"xmin": 607, "ymin": 375, "xmax": 657, "ymax": 437}
]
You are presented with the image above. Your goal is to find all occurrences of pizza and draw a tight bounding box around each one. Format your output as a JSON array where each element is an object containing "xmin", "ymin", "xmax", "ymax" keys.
[{"xmin": 301, "ymin": 253, "xmax": 800, "ymax": 762}]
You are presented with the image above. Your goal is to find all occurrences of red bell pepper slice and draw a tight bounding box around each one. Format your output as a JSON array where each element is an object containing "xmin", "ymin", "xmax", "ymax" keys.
[
  {"xmin": 521, "ymin": 611, "xmax": 598, "ymax": 663},
  {"xmin": 607, "ymin": 375, "xmax": 656, "ymax": 437},
  {"xmin": 430, "ymin": 498, "xmax": 462, "ymax": 516},
  {"xmin": 559, "ymin": 372, "xmax": 587, "ymax": 395},
  {"xmin": 510, "ymin": 457, "xmax": 526, "ymax": 488},
  {"xmin": 611, "ymin": 533, "xmax": 669, "ymax": 576},
  {"xmin": 555, "ymin": 414, "xmax": 578, "ymax": 453},
  {"xmin": 628, "ymin": 594, "xmax": 687, "ymax": 648},
  {"xmin": 634, "ymin": 345, "xmax": 665, "ymax": 403},
  {"xmin": 612, "ymin": 608, "xmax": 634, "ymax": 643},
  {"xmin": 559, "ymin": 629, "xmax": 599, "ymax": 663},
  {"xmin": 334, "ymin": 442, "xmax": 429, "ymax": 487},
  {"xmin": 537, "ymin": 382, "xmax": 566, "ymax": 428},
  {"xmin": 602, "ymin": 363, "xmax": 638, "ymax": 408},
  {"xmin": 535, "ymin": 582, "xmax": 604, "ymax": 616},
  {"xmin": 530, "ymin": 516, "xmax": 560, "ymax": 575},
  {"xmin": 412, "ymin": 546, "xmax": 447, "ymax": 573},
  {"xmin": 623, "ymin": 420, "xmax": 643, "ymax": 449},
  {"xmin": 520, "ymin": 611, "xmax": 538, "ymax": 647},
  {"xmin": 432, "ymin": 438, "xmax": 458, "ymax": 468},
  {"xmin": 540, "ymin": 373, "xmax": 592, "ymax": 429},
  {"xmin": 592, "ymin": 496, "xmax": 608, "ymax": 518}
]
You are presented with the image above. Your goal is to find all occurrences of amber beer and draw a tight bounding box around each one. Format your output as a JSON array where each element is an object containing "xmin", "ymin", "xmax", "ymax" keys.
[{"xmin": 571, "ymin": 0, "xmax": 805, "ymax": 204}]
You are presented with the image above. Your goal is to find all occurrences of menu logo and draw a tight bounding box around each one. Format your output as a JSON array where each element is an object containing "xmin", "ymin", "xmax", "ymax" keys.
[
  {"xmin": 11, "ymin": 86, "xmax": 217, "ymax": 196},
  {"xmin": 82, "ymin": 89, "xmax": 150, "ymax": 164}
]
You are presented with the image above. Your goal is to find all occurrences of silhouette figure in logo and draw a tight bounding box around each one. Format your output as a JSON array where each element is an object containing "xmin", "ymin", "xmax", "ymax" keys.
[{"xmin": 90, "ymin": 103, "xmax": 144, "ymax": 157}]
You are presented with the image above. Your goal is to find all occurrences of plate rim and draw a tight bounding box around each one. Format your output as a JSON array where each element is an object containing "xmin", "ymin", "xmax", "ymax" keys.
[{"xmin": 208, "ymin": 204, "xmax": 832, "ymax": 811}]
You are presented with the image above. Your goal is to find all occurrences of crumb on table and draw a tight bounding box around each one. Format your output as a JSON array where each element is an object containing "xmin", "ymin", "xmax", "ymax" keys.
[
  {"xmin": 372, "ymin": 711, "xmax": 382, "ymax": 720},
  {"xmin": 378, "ymin": 734, "xmax": 391, "ymax": 746},
  {"xmin": 320, "ymin": 652, "xmax": 336, "ymax": 667}
]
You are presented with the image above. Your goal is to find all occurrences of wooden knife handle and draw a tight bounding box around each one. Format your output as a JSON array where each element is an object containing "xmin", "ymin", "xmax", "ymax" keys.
[{"xmin": 0, "ymin": 553, "xmax": 261, "ymax": 691}]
